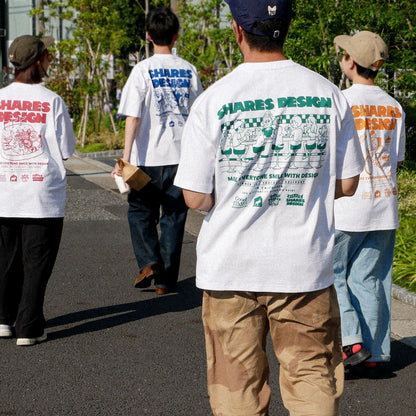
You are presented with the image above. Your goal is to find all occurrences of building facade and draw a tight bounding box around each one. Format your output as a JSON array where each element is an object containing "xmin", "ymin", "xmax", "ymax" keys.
[{"xmin": 1, "ymin": 0, "xmax": 73, "ymax": 86}]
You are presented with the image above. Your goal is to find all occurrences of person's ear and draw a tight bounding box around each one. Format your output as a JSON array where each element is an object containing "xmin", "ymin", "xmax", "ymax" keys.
[
  {"xmin": 344, "ymin": 55, "xmax": 355, "ymax": 71},
  {"xmin": 146, "ymin": 32, "xmax": 152, "ymax": 42},
  {"xmin": 172, "ymin": 32, "xmax": 178, "ymax": 43},
  {"xmin": 233, "ymin": 20, "xmax": 244, "ymax": 45}
]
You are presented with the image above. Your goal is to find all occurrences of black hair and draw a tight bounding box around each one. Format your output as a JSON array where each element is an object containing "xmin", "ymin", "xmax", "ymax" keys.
[
  {"xmin": 356, "ymin": 62, "xmax": 378, "ymax": 79},
  {"xmin": 243, "ymin": 18, "xmax": 290, "ymax": 52},
  {"xmin": 146, "ymin": 7, "xmax": 179, "ymax": 46},
  {"xmin": 344, "ymin": 52, "xmax": 378, "ymax": 79}
]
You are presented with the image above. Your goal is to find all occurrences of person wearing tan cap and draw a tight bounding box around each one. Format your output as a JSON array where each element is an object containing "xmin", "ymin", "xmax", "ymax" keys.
[
  {"xmin": 333, "ymin": 31, "xmax": 406, "ymax": 376},
  {"xmin": 0, "ymin": 35, "xmax": 76, "ymax": 346}
]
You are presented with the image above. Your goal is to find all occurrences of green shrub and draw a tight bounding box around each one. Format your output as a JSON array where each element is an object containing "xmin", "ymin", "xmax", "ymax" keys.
[
  {"xmin": 76, "ymin": 142, "xmax": 109, "ymax": 153},
  {"xmin": 394, "ymin": 162, "xmax": 416, "ymax": 292},
  {"xmin": 394, "ymin": 216, "xmax": 416, "ymax": 292},
  {"xmin": 403, "ymin": 103, "xmax": 416, "ymax": 162}
]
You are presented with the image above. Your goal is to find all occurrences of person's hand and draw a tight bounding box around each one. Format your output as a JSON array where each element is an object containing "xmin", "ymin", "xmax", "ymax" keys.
[{"xmin": 111, "ymin": 160, "xmax": 123, "ymax": 179}]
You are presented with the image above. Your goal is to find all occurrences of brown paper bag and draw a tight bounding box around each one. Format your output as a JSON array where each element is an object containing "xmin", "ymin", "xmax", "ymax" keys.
[{"xmin": 116, "ymin": 158, "xmax": 151, "ymax": 192}]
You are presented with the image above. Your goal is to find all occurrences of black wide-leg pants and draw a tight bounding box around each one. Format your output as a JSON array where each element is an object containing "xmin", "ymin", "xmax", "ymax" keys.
[{"xmin": 0, "ymin": 217, "xmax": 63, "ymax": 338}]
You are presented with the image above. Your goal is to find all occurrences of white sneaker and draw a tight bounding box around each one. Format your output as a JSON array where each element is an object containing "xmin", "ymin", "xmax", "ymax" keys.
[
  {"xmin": 0, "ymin": 324, "xmax": 12, "ymax": 338},
  {"xmin": 16, "ymin": 333, "xmax": 47, "ymax": 346}
]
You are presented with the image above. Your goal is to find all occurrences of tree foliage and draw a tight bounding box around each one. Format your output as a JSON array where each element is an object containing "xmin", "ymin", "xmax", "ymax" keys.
[
  {"xmin": 287, "ymin": 0, "xmax": 416, "ymax": 96},
  {"xmin": 31, "ymin": 0, "xmax": 415, "ymax": 149},
  {"xmin": 31, "ymin": 0, "xmax": 167, "ymax": 145},
  {"xmin": 176, "ymin": 0, "xmax": 242, "ymax": 88},
  {"xmin": 286, "ymin": 0, "xmax": 416, "ymax": 157},
  {"xmin": 175, "ymin": 0, "xmax": 415, "ymax": 98}
]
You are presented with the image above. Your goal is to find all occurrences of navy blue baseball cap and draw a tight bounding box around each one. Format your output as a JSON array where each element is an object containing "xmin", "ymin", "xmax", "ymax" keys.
[{"xmin": 225, "ymin": 0, "xmax": 293, "ymax": 37}]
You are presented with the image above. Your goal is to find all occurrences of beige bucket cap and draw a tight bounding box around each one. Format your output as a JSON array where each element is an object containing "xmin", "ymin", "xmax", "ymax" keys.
[{"xmin": 334, "ymin": 30, "xmax": 388, "ymax": 71}]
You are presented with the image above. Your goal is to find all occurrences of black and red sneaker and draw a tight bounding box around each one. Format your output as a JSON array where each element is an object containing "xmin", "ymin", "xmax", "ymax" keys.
[{"xmin": 342, "ymin": 343, "xmax": 371, "ymax": 367}]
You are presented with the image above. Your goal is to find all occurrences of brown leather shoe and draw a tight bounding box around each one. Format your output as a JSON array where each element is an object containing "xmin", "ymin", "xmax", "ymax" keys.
[
  {"xmin": 155, "ymin": 286, "xmax": 176, "ymax": 295},
  {"xmin": 134, "ymin": 263, "xmax": 159, "ymax": 288}
]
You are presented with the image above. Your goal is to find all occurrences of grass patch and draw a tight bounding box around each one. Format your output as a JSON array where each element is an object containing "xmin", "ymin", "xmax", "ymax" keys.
[
  {"xmin": 76, "ymin": 130, "xmax": 125, "ymax": 154},
  {"xmin": 394, "ymin": 217, "xmax": 416, "ymax": 292},
  {"xmin": 76, "ymin": 142, "xmax": 110, "ymax": 153},
  {"xmin": 394, "ymin": 161, "xmax": 416, "ymax": 293}
]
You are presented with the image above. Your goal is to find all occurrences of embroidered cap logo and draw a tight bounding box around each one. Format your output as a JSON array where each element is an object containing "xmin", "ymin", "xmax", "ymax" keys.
[{"xmin": 268, "ymin": 5, "xmax": 277, "ymax": 15}]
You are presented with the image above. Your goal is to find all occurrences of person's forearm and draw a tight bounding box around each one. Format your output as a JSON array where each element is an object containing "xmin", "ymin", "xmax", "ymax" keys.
[
  {"xmin": 123, "ymin": 116, "xmax": 140, "ymax": 162},
  {"xmin": 183, "ymin": 190, "xmax": 215, "ymax": 212},
  {"xmin": 335, "ymin": 175, "xmax": 360, "ymax": 199}
]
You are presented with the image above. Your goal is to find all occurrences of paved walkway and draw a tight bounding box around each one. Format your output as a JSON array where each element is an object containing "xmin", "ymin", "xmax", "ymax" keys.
[
  {"xmin": 65, "ymin": 152, "xmax": 416, "ymax": 351},
  {"xmin": 1, "ymin": 151, "xmax": 415, "ymax": 416}
]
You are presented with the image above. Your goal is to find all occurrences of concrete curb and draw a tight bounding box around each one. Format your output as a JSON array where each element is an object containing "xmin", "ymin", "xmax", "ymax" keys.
[
  {"xmin": 74, "ymin": 149, "xmax": 124, "ymax": 159},
  {"xmin": 392, "ymin": 284, "xmax": 416, "ymax": 307}
]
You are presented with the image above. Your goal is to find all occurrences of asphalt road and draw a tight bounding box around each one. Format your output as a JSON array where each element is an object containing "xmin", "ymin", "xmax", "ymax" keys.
[{"xmin": 0, "ymin": 158, "xmax": 415, "ymax": 416}]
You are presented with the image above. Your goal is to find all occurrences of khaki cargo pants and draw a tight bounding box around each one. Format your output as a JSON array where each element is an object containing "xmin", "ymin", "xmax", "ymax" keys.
[{"xmin": 202, "ymin": 286, "xmax": 344, "ymax": 416}]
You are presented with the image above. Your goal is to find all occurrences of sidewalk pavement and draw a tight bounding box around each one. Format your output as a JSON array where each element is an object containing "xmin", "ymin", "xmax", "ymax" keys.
[{"xmin": 65, "ymin": 152, "xmax": 416, "ymax": 351}]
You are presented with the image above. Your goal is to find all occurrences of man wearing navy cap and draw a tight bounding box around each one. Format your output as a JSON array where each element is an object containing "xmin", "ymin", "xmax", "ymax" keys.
[{"xmin": 175, "ymin": 1, "xmax": 364, "ymax": 414}]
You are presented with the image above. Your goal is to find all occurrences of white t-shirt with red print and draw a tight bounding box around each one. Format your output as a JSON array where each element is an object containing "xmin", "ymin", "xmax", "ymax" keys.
[
  {"xmin": 334, "ymin": 84, "xmax": 406, "ymax": 232},
  {"xmin": 0, "ymin": 82, "xmax": 76, "ymax": 218}
]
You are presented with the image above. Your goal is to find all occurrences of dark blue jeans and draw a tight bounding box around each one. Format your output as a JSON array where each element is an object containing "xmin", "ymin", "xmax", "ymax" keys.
[{"xmin": 127, "ymin": 165, "xmax": 188, "ymax": 289}]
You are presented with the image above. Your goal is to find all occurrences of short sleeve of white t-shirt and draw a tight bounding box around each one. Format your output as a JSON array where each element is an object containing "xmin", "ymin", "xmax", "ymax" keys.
[{"xmin": 118, "ymin": 66, "xmax": 148, "ymax": 119}]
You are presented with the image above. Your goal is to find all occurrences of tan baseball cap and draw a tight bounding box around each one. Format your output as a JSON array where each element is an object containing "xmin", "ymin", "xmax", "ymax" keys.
[
  {"xmin": 9, "ymin": 35, "xmax": 55, "ymax": 70},
  {"xmin": 334, "ymin": 30, "xmax": 388, "ymax": 71}
]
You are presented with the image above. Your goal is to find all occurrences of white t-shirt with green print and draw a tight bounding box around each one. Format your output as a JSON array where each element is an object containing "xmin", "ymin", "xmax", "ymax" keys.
[{"xmin": 175, "ymin": 59, "xmax": 364, "ymax": 293}]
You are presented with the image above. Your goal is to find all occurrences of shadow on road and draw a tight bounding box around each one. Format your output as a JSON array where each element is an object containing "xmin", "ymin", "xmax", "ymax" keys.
[{"xmin": 45, "ymin": 276, "xmax": 202, "ymax": 341}]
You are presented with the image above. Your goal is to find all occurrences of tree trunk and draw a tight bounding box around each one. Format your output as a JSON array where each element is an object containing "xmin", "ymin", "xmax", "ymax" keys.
[
  {"xmin": 36, "ymin": 0, "xmax": 45, "ymax": 34},
  {"xmin": 99, "ymin": 73, "xmax": 118, "ymax": 134},
  {"xmin": 81, "ymin": 95, "xmax": 89, "ymax": 147},
  {"xmin": 145, "ymin": 0, "xmax": 150, "ymax": 58}
]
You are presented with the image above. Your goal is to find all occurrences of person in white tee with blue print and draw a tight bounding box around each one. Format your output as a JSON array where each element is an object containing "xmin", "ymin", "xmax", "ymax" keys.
[{"xmin": 112, "ymin": 7, "xmax": 202, "ymax": 295}]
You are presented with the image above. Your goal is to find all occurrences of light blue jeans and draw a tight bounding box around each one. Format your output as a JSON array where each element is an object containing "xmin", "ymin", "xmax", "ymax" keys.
[{"xmin": 333, "ymin": 229, "xmax": 396, "ymax": 362}]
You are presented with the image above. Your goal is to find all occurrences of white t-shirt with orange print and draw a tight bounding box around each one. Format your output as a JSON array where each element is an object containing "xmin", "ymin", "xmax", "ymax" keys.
[{"xmin": 335, "ymin": 84, "xmax": 406, "ymax": 232}]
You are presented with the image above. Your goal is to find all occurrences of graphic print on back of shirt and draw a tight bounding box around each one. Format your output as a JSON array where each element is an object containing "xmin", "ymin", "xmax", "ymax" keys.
[
  {"xmin": 1, "ymin": 124, "xmax": 43, "ymax": 161},
  {"xmin": 351, "ymin": 103, "xmax": 402, "ymax": 200},
  {"xmin": 149, "ymin": 67, "xmax": 193, "ymax": 128},
  {"xmin": 0, "ymin": 99, "xmax": 49, "ymax": 184},
  {"xmin": 219, "ymin": 109, "xmax": 330, "ymax": 209}
]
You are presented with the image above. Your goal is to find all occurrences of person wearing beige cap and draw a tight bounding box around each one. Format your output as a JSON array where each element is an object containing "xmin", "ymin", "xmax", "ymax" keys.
[
  {"xmin": 0, "ymin": 35, "xmax": 76, "ymax": 346},
  {"xmin": 333, "ymin": 30, "xmax": 406, "ymax": 376}
]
